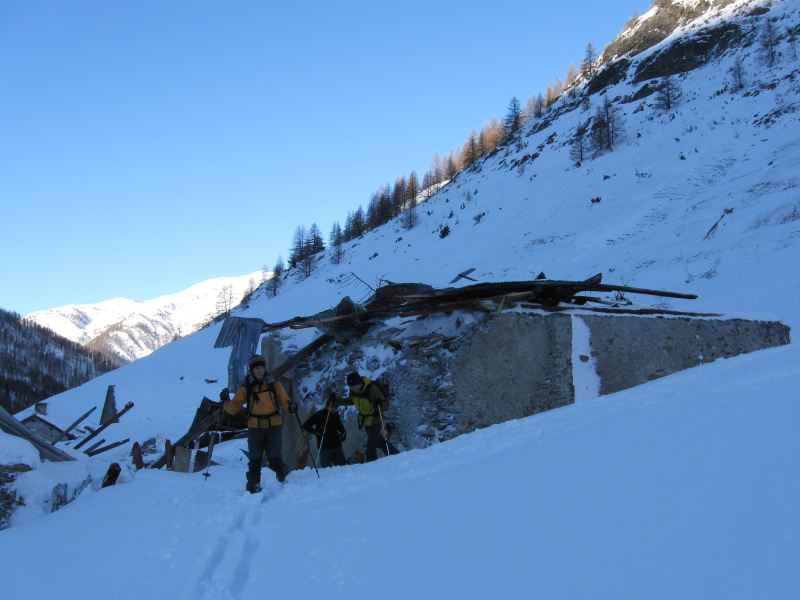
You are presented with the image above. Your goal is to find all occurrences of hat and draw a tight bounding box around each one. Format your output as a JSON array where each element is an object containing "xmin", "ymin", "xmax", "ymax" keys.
[
  {"xmin": 248, "ymin": 354, "xmax": 267, "ymax": 370},
  {"xmin": 346, "ymin": 371, "xmax": 362, "ymax": 386}
]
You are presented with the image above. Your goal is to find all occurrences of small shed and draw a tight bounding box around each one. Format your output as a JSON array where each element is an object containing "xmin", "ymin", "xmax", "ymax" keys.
[{"xmin": 20, "ymin": 414, "xmax": 73, "ymax": 445}]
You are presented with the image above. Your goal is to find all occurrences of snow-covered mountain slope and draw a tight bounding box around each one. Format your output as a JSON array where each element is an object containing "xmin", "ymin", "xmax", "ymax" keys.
[
  {"xmin": 25, "ymin": 270, "xmax": 267, "ymax": 362},
  {"xmin": 4, "ymin": 0, "xmax": 795, "ymax": 466},
  {"xmin": 5, "ymin": 0, "xmax": 797, "ymax": 462},
  {"xmin": 3, "ymin": 343, "xmax": 798, "ymax": 599},
  {"xmin": 2, "ymin": 0, "xmax": 799, "ymax": 595}
]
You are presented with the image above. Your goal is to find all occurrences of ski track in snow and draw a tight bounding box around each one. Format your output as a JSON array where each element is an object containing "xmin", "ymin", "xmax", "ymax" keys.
[{"xmin": 187, "ymin": 490, "xmax": 277, "ymax": 600}]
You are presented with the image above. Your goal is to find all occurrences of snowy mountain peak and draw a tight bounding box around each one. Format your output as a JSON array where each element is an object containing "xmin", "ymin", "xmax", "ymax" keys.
[{"xmin": 25, "ymin": 270, "xmax": 269, "ymax": 362}]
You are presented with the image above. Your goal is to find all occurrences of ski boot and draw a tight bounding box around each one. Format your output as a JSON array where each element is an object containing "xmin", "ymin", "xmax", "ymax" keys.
[{"xmin": 245, "ymin": 470, "xmax": 262, "ymax": 494}]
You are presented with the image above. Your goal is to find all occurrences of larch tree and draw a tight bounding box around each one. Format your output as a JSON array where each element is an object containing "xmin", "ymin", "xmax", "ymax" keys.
[
  {"xmin": 461, "ymin": 130, "xmax": 480, "ymax": 169},
  {"xmin": 406, "ymin": 171, "xmax": 419, "ymax": 210},
  {"xmin": 307, "ymin": 222, "xmax": 325, "ymax": 254},
  {"xmin": 215, "ymin": 285, "xmax": 234, "ymax": 318},
  {"xmin": 445, "ymin": 154, "xmax": 459, "ymax": 182},
  {"xmin": 351, "ymin": 205, "xmax": 366, "ymax": 238},
  {"xmin": 570, "ymin": 120, "xmax": 590, "ymax": 166},
  {"xmin": 288, "ymin": 225, "xmax": 306, "ymax": 269},
  {"xmin": 655, "ymin": 75, "xmax": 681, "ymax": 110},
  {"xmin": 268, "ymin": 256, "xmax": 284, "ymax": 296},
  {"xmin": 760, "ymin": 20, "xmax": 778, "ymax": 67},
  {"xmin": 392, "ymin": 176, "xmax": 406, "ymax": 217},
  {"xmin": 503, "ymin": 96, "xmax": 523, "ymax": 139},
  {"xmin": 565, "ymin": 63, "xmax": 579, "ymax": 89},
  {"xmin": 430, "ymin": 153, "xmax": 443, "ymax": 185},
  {"xmin": 582, "ymin": 43, "xmax": 597, "ymax": 79},
  {"xmin": 329, "ymin": 222, "xmax": 344, "ymax": 264},
  {"xmin": 730, "ymin": 55, "xmax": 746, "ymax": 91},
  {"xmin": 590, "ymin": 95, "xmax": 624, "ymax": 154}
]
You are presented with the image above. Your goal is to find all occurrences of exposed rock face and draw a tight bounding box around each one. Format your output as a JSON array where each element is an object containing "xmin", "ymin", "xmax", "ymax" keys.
[
  {"xmin": 0, "ymin": 464, "xmax": 31, "ymax": 529},
  {"xmin": 602, "ymin": 0, "xmax": 742, "ymax": 62},
  {"xmin": 632, "ymin": 22, "xmax": 744, "ymax": 82},
  {"xmin": 587, "ymin": 59, "xmax": 632, "ymax": 95}
]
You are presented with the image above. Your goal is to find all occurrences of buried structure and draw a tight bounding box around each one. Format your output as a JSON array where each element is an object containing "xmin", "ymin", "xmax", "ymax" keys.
[{"xmin": 158, "ymin": 273, "xmax": 790, "ymax": 468}]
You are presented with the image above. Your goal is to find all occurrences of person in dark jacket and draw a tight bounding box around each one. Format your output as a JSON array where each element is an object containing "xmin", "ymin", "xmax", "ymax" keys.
[
  {"xmin": 302, "ymin": 393, "xmax": 347, "ymax": 468},
  {"xmin": 336, "ymin": 371, "xmax": 398, "ymax": 462},
  {"xmin": 222, "ymin": 354, "xmax": 296, "ymax": 493}
]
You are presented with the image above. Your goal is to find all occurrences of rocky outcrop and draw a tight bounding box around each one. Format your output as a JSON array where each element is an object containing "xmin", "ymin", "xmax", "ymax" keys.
[
  {"xmin": 0, "ymin": 464, "xmax": 31, "ymax": 529},
  {"xmin": 632, "ymin": 22, "xmax": 744, "ymax": 82}
]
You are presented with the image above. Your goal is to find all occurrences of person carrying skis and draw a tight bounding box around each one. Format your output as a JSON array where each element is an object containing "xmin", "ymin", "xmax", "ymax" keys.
[
  {"xmin": 302, "ymin": 392, "xmax": 347, "ymax": 468},
  {"xmin": 335, "ymin": 371, "xmax": 398, "ymax": 462},
  {"xmin": 222, "ymin": 354, "xmax": 296, "ymax": 493}
]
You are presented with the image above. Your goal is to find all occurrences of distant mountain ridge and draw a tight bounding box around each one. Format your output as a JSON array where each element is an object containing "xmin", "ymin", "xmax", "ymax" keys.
[{"xmin": 25, "ymin": 270, "xmax": 267, "ymax": 363}]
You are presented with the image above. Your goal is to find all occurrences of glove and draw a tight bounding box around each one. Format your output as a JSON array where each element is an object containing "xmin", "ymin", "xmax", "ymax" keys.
[
  {"xmin": 327, "ymin": 391, "xmax": 338, "ymax": 404},
  {"xmin": 219, "ymin": 388, "xmax": 230, "ymax": 403},
  {"xmin": 372, "ymin": 398, "xmax": 383, "ymax": 410},
  {"xmin": 288, "ymin": 402, "xmax": 298, "ymax": 414}
]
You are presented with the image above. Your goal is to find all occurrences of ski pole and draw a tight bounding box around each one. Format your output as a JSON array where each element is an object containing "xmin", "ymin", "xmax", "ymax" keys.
[
  {"xmin": 316, "ymin": 405, "xmax": 332, "ymax": 469},
  {"xmin": 204, "ymin": 405, "xmax": 222, "ymax": 481},
  {"xmin": 293, "ymin": 410, "xmax": 320, "ymax": 479},
  {"xmin": 203, "ymin": 431, "xmax": 216, "ymax": 480},
  {"xmin": 377, "ymin": 405, "xmax": 391, "ymax": 457}
]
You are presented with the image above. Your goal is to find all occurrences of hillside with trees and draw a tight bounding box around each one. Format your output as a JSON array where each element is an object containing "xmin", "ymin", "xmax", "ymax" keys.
[{"xmin": 0, "ymin": 308, "xmax": 120, "ymax": 414}]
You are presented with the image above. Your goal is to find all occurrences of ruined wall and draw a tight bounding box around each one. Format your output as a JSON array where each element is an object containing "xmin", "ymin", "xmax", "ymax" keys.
[
  {"xmin": 580, "ymin": 315, "xmax": 791, "ymax": 395},
  {"xmin": 288, "ymin": 311, "xmax": 790, "ymax": 460},
  {"xmin": 450, "ymin": 312, "xmax": 574, "ymax": 434}
]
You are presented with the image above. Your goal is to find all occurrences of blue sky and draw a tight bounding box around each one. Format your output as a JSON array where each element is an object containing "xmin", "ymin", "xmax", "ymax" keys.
[{"xmin": 0, "ymin": 0, "xmax": 648, "ymax": 315}]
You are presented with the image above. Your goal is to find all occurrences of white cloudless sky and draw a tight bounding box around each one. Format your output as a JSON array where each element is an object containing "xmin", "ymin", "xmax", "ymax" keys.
[{"xmin": 0, "ymin": 0, "xmax": 648, "ymax": 314}]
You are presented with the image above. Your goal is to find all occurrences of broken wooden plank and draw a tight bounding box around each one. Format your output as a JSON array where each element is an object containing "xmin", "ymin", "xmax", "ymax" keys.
[
  {"xmin": 84, "ymin": 438, "xmax": 106, "ymax": 454},
  {"xmin": 86, "ymin": 438, "xmax": 130, "ymax": 457},
  {"xmin": 588, "ymin": 283, "xmax": 697, "ymax": 300},
  {"xmin": 100, "ymin": 385, "xmax": 118, "ymax": 426},
  {"xmin": 521, "ymin": 304, "xmax": 722, "ymax": 318},
  {"xmin": 165, "ymin": 439, "xmax": 175, "ymax": 470},
  {"xmin": 401, "ymin": 277, "xmax": 698, "ymax": 303},
  {"xmin": 73, "ymin": 402, "xmax": 134, "ymax": 450},
  {"xmin": 54, "ymin": 405, "xmax": 97, "ymax": 444},
  {"xmin": 131, "ymin": 442, "xmax": 145, "ymax": 470},
  {"xmin": 270, "ymin": 334, "xmax": 335, "ymax": 379}
]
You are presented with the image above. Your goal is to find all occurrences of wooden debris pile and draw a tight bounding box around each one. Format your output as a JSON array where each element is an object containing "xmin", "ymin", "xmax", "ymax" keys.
[{"xmin": 259, "ymin": 272, "xmax": 709, "ymax": 340}]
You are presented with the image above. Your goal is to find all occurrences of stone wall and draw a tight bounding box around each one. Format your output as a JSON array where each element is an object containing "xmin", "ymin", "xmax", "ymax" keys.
[
  {"xmin": 290, "ymin": 310, "xmax": 790, "ymax": 458},
  {"xmin": 451, "ymin": 312, "xmax": 574, "ymax": 433},
  {"xmin": 580, "ymin": 315, "xmax": 791, "ymax": 395}
]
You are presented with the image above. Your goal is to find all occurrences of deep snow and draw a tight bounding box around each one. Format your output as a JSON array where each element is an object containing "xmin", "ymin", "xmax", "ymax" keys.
[{"xmin": 1, "ymin": 343, "xmax": 799, "ymax": 599}]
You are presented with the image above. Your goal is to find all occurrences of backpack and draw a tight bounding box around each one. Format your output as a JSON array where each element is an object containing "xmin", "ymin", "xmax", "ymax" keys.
[
  {"xmin": 367, "ymin": 375, "xmax": 390, "ymax": 409},
  {"xmin": 355, "ymin": 375, "xmax": 391, "ymax": 430}
]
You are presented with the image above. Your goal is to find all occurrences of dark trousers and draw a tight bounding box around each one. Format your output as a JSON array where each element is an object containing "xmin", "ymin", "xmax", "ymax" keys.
[
  {"xmin": 318, "ymin": 447, "xmax": 347, "ymax": 468},
  {"xmin": 365, "ymin": 424, "xmax": 399, "ymax": 462},
  {"xmin": 247, "ymin": 426, "xmax": 288, "ymax": 483}
]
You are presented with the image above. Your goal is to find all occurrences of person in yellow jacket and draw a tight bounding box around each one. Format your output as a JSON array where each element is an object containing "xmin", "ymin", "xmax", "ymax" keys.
[
  {"xmin": 336, "ymin": 371, "xmax": 398, "ymax": 462},
  {"xmin": 223, "ymin": 354, "xmax": 296, "ymax": 493}
]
